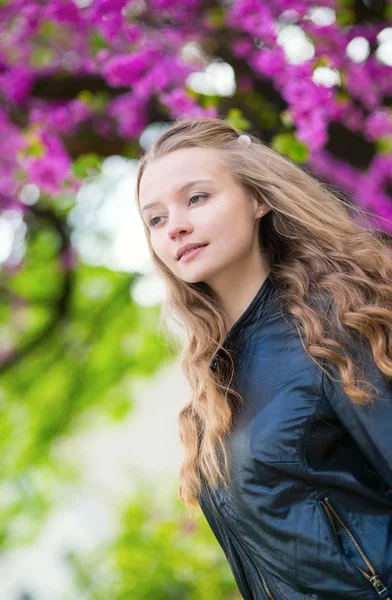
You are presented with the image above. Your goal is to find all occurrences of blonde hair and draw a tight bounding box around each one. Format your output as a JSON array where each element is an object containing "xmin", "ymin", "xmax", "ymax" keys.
[{"xmin": 135, "ymin": 116, "xmax": 392, "ymax": 514}]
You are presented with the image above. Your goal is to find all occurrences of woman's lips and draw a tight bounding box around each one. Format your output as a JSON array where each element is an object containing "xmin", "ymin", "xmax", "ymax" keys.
[{"xmin": 179, "ymin": 244, "xmax": 208, "ymax": 262}]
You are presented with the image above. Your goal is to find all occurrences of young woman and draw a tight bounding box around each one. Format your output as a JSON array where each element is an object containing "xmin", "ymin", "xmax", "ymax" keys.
[{"xmin": 136, "ymin": 116, "xmax": 392, "ymax": 599}]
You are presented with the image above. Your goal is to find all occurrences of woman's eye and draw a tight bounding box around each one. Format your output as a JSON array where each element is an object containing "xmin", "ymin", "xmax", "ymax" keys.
[
  {"xmin": 148, "ymin": 194, "xmax": 209, "ymax": 228},
  {"xmin": 189, "ymin": 193, "xmax": 208, "ymax": 205},
  {"xmin": 148, "ymin": 216, "xmax": 161, "ymax": 227}
]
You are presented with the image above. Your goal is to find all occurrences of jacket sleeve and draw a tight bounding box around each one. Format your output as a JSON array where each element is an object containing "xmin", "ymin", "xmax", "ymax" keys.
[{"xmin": 322, "ymin": 332, "xmax": 392, "ymax": 489}]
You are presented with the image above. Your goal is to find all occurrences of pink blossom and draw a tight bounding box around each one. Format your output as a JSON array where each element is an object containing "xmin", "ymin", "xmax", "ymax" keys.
[
  {"xmin": 107, "ymin": 93, "xmax": 148, "ymax": 138},
  {"xmin": 102, "ymin": 52, "xmax": 150, "ymax": 87},
  {"xmin": 364, "ymin": 110, "xmax": 392, "ymax": 142},
  {"xmin": 24, "ymin": 154, "xmax": 72, "ymax": 196},
  {"xmin": 0, "ymin": 0, "xmax": 389, "ymax": 228},
  {"xmin": 0, "ymin": 66, "xmax": 34, "ymax": 105},
  {"xmin": 43, "ymin": 0, "xmax": 81, "ymax": 25},
  {"xmin": 249, "ymin": 47, "xmax": 286, "ymax": 77}
]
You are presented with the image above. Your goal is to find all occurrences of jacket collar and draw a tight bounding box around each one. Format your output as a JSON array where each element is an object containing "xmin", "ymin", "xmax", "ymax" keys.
[{"xmin": 209, "ymin": 273, "xmax": 277, "ymax": 371}]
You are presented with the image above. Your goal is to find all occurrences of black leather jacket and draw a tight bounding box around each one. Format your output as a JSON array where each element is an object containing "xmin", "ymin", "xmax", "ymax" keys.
[{"xmin": 198, "ymin": 274, "xmax": 392, "ymax": 599}]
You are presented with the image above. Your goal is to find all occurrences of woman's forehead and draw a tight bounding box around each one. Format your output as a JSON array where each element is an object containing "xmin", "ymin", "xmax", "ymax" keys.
[{"xmin": 140, "ymin": 149, "xmax": 224, "ymax": 202}]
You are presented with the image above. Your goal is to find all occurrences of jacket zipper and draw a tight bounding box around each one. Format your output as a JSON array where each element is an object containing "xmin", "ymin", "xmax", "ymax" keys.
[
  {"xmin": 203, "ymin": 478, "xmax": 277, "ymax": 600},
  {"xmin": 320, "ymin": 497, "xmax": 391, "ymax": 599}
]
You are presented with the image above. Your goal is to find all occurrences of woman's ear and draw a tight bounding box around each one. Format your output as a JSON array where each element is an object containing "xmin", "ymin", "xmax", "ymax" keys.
[{"xmin": 253, "ymin": 200, "xmax": 271, "ymax": 218}]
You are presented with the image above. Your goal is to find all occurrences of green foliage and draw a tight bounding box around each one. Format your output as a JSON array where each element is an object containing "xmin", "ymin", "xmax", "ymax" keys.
[
  {"xmin": 239, "ymin": 90, "xmax": 280, "ymax": 130},
  {"xmin": 89, "ymin": 31, "xmax": 109, "ymax": 54},
  {"xmin": 385, "ymin": 3, "xmax": 392, "ymax": 19},
  {"xmin": 72, "ymin": 153, "xmax": 102, "ymax": 178},
  {"xmin": 65, "ymin": 485, "xmax": 240, "ymax": 600},
  {"xmin": 38, "ymin": 21, "xmax": 57, "ymax": 37},
  {"xmin": 31, "ymin": 46, "xmax": 57, "ymax": 67},
  {"xmin": 2, "ymin": 260, "xmax": 171, "ymax": 444},
  {"xmin": 204, "ymin": 6, "xmax": 225, "ymax": 29},
  {"xmin": 225, "ymin": 108, "xmax": 251, "ymax": 132},
  {"xmin": 24, "ymin": 134, "xmax": 46, "ymax": 158},
  {"xmin": 0, "ymin": 460, "xmax": 80, "ymax": 551},
  {"xmin": 376, "ymin": 136, "xmax": 392, "ymax": 155},
  {"xmin": 0, "ymin": 220, "xmax": 178, "ymax": 550},
  {"xmin": 335, "ymin": 8, "xmax": 355, "ymax": 26},
  {"xmin": 77, "ymin": 90, "xmax": 111, "ymax": 113},
  {"xmin": 123, "ymin": 141, "xmax": 142, "ymax": 159},
  {"xmin": 271, "ymin": 131, "xmax": 309, "ymax": 163}
]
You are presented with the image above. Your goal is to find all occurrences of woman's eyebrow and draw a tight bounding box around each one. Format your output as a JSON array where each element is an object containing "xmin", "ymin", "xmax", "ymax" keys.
[{"xmin": 141, "ymin": 179, "xmax": 215, "ymax": 214}]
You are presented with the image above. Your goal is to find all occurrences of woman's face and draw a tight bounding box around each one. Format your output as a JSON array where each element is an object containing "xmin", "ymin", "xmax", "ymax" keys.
[{"xmin": 139, "ymin": 147, "xmax": 270, "ymax": 287}]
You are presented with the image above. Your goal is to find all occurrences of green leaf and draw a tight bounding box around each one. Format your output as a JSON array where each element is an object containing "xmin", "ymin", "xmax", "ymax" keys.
[
  {"xmin": 31, "ymin": 47, "xmax": 56, "ymax": 67},
  {"xmin": 272, "ymin": 132, "xmax": 309, "ymax": 163},
  {"xmin": 376, "ymin": 136, "xmax": 392, "ymax": 155},
  {"xmin": 258, "ymin": 104, "xmax": 279, "ymax": 129},
  {"xmin": 39, "ymin": 22, "xmax": 57, "ymax": 37},
  {"xmin": 25, "ymin": 136, "xmax": 45, "ymax": 158},
  {"xmin": 225, "ymin": 108, "xmax": 251, "ymax": 131},
  {"xmin": 335, "ymin": 9, "xmax": 355, "ymax": 26},
  {"xmin": 313, "ymin": 55, "xmax": 331, "ymax": 70},
  {"xmin": 72, "ymin": 153, "xmax": 102, "ymax": 178},
  {"xmin": 77, "ymin": 90, "xmax": 95, "ymax": 105},
  {"xmin": 384, "ymin": 3, "xmax": 392, "ymax": 20},
  {"xmin": 90, "ymin": 31, "xmax": 109, "ymax": 54},
  {"xmin": 77, "ymin": 90, "xmax": 110, "ymax": 112},
  {"xmin": 204, "ymin": 7, "xmax": 225, "ymax": 28},
  {"xmin": 123, "ymin": 141, "xmax": 140, "ymax": 159}
]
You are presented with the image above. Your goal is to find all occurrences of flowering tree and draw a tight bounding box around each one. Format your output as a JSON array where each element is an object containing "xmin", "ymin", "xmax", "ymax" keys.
[{"xmin": 1, "ymin": 0, "xmax": 391, "ymax": 226}]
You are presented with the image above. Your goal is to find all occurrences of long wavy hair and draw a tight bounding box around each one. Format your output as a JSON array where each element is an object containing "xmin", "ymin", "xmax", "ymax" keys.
[{"xmin": 135, "ymin": 116, "xmax": 392, "ymax": 513}]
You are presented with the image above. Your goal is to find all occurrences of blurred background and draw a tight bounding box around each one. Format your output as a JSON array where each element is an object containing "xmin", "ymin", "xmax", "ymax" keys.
[{"xmin": 0, "ymin": 0, "xmax": 391, "ymax": 598}]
